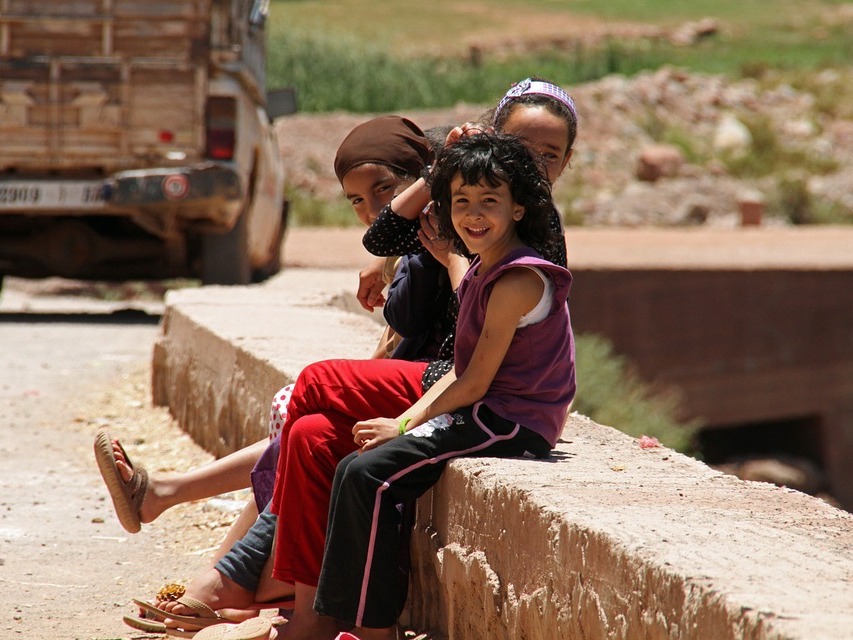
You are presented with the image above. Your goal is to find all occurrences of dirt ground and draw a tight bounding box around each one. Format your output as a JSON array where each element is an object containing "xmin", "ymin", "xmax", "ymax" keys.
[{"xmin": 0, "ymin": 292, "xmax": 262, "ymax": 640}]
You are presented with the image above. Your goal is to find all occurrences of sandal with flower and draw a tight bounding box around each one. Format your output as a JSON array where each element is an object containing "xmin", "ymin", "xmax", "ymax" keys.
[{"xmin": 132, "ymin": 595, "xmax": 238, "ymax": 631}]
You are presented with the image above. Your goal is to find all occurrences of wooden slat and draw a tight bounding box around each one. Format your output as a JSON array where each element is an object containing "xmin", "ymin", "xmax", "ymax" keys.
[
  {"xmin": 3, "ymin": 0, "xmax": 208, "ymax": 19},
  {"xmin": 0, "ymin": 0, "xmax": 208, "ymax": 169}
]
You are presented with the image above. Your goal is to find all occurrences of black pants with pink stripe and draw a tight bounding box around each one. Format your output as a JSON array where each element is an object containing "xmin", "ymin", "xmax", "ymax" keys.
[{"xmin": 314, "ymin": 402, "xmax": 550, "ymax": 629}]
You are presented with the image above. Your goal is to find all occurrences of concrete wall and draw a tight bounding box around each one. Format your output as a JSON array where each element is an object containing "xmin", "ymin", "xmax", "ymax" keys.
[
  {"xmin": 568, "ymin": 268, "xmax": 853, "ymax": 508},
  {"xmin": 152, "ymin": 268, "xmax": 853, "ymax": 640}
]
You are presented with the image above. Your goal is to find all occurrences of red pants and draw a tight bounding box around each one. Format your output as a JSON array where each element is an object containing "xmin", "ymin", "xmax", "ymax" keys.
[{"xmin": 269, "ymin": 358, "xmax": 427, "ymax": 586}]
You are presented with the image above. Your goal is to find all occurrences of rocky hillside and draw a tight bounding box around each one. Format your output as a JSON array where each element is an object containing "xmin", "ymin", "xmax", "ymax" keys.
[{"xmin": 275, "ymin": 67, "xmax": 853, "ymax": 227}]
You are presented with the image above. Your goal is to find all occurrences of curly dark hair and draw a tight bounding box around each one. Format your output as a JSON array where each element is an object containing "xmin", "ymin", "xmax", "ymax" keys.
[{"xmin": 429, "ymin": 133, "xmax": 554, "ymax": 253}]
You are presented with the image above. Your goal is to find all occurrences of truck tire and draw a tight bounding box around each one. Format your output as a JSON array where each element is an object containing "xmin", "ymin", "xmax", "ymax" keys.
[
  {"xmin": 201, "ymin": 212, "xmax": 251, "ymax": 285},
  {"xmin": 252, "ymin": 199, "xmax": 289, "ymax": 282}
]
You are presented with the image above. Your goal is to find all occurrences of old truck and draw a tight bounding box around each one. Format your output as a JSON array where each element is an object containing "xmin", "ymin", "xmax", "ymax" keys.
[{"xmin": 0, "ymin": 0, "xmax": 290, "ymax": 287}]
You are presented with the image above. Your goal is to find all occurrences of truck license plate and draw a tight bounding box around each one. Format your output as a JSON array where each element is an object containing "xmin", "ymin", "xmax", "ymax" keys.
[{"xmin": 0, "ymin": 181, "xmax": 106, "ymax": 210}]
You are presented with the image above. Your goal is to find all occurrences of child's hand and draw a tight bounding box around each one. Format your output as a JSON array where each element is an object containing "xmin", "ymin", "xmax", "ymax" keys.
[
  {"xmin": 418, "ymin": 210, "xmax": 453, "ymax": 265},
  {"xmin": 353, "ymin": 417, "xmax": 400, "ymax": 452},
  {"xmin": 357, "ymin": 258, "xmax": 387, "ymax": 312},
  {"xmin": 444, "ymin": 121, "xmax": 491, "ymax": 147}
]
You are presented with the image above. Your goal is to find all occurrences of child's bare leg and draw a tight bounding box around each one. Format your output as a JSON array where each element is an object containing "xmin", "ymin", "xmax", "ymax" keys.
[
  {"xmin": 208, "ymin": 500, "xmax": 259, "ymax": 566},
  {"xmin": 275, "ymin": 583, "xmax": 338, "ymax": 640},
  {"xmin": 255, "ymin": 545, "xmax": 297, "ymax": 604},
  {"xmin": 111, "ymin": 437, "xmax": 268, "ymax": 523}
]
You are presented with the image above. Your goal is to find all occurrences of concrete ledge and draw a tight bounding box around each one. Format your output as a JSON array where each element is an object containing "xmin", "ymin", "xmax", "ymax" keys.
[
  {"xmin": 152, "ymin": 268, "xmax": 853, "ymax": 639},
  {"xmin": 152, "ymin": 269, "xmax": 380, "ymax": 456},
  {"xmin": 408, "ymin": 417, "xmax": 853, "ymax": 639}
]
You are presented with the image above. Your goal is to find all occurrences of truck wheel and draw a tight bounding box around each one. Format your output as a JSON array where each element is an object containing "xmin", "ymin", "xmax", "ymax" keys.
[
  {"xmin": 252, "ymin": 199, "xmax": 289, "ymax": 282},
  {"xmin": 201, "ymin": 213, "xmax": 251, "ymax": 285}
]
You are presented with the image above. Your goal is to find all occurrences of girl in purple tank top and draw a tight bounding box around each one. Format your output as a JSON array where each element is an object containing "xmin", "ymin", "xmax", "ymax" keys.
[{"xmin": 316, "ymin": 133, "xmax": 576, "ymax": 639}]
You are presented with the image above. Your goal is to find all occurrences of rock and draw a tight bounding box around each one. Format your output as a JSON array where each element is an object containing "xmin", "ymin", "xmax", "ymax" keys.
[
  {"xmin": 714, "ymin": 114, "xmax": 752, "ymax": 153},
  {"xmin": 677, "ymin": 199, "xmax": 711, "ymax": 225},
  {"xmin": 635, "ymin": 144, "xmax": 685, "ymax": 182},
  {"xmin": 737, "ymin": 190, "xmax": 765, "ymax": 227},
  {"xmin": 737, "ymin": 456, "xmax": 826, "ymax": 495},
  {"xmin": 669, "ymin": 18, "xmax": 720, "ymax": 46}
]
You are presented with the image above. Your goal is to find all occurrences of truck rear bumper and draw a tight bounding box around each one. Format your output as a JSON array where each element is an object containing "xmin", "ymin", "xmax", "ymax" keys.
[
  {"xmin": 1, "ymin": 163, "xmax": 243, "ymax": 227},
  {"xmin": 108, "ymin": 163, "xmax": 244, "ymax": 225}
]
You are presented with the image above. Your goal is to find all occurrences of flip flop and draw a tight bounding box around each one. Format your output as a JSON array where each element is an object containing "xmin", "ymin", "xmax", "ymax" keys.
[
  {"xmin": 93, "ymin": 429, "xmax": 148, "ymax": 533},
  {"xmin": 123, "ymin": 613, "xmax": 167, "ymax": 634},
  {"xmin": 190, "ymin": 617, "xmax": 272, "ymax": 640},
  {"xmin": 133, "ymin": 596, "xmax": 234, "ymax": 630},
  {"xmin": 123, "ymin": 612, "xmax": 202, "ymax": 638}
]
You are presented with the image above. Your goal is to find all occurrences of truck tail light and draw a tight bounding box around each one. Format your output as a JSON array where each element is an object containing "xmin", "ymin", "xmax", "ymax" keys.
[{"xmin": 206, "ymin": 97, "xmax": 237, "ymax": 160}]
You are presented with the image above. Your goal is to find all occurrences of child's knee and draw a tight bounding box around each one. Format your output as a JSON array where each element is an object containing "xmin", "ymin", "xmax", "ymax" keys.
[{"xmin": 338, "ymin": 452, "xmax": 380, "ymax": 489}]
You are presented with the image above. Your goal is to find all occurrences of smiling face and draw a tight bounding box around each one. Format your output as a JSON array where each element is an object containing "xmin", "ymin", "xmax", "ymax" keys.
[
  {"xmin": 340, "ymin": 163, "xmax": 403, "ymax": 226},
  {"xmin": 499, "ymin": 104, "xmax": 572, "ymax": 184},
  {"xmin": 450, "ymin": 174, "xmax": 525, "ymax": 270}
]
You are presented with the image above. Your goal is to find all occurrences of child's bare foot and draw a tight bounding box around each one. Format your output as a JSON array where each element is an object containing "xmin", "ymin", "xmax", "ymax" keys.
[
  {"xmin": 274, "ymin": 583, "xmax": 338, "ymax": 640},
  {"xmin": 348, "ymin": 626, "xmax": 397, "ymax": 640},
  {"xmin": 107, "ymin": 437, "xmax": 177, "ymax": 524},
  {"xmin": 274, "ymin": 613, "xmax": 338, "ymax": 640},
  {"xmin": 94, "ymin": 430, "xmax": 153, "ymax": 533},
  {"xmin": 148, "ymin": 568, "xmax": 295, "ymax": 630},
  {"xmin": 156, "ymin": 568, "xmax": 261, "ymax": 616}
]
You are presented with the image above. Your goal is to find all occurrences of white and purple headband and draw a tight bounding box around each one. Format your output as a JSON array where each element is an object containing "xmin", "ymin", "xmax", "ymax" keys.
[{"xmin": 494, "ymin": 78, "xmax": 577, "ymax": 123}]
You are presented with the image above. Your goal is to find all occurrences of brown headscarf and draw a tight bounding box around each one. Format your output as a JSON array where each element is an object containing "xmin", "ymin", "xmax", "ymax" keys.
[{"xmin": 333, "ymin": 115, "xmax": 433, "ymax": 184}]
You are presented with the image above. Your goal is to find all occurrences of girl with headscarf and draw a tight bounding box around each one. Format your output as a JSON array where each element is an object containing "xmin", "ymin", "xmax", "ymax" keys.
[{"xmin": 108, "ymin": 115, "xmax": 454, "ymax": 634}]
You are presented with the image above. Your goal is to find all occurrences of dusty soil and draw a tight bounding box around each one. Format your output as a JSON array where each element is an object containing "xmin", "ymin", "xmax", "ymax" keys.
[{"xmin": 0, "ymin": 299, "xmax": 249, "ymax": 640}]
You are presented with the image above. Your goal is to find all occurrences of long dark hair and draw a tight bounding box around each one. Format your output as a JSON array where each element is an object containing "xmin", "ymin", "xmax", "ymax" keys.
[{"xmin": 429, "ymin": 133, "xmax": 553, "ymax": 253}]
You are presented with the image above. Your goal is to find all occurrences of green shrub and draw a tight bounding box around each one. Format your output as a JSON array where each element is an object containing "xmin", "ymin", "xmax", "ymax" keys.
[
  {"xmin": 722, "ymin": 114, "xmax": 838, "ymax": 178},
  {"xmin": 572, "ymin": 334, "xmax": 698, "ymax": 453},
  {"xmin": 768, "ymin": 175, "xmax": 853, "ymax": 226},
  {"xmin": 285, "ymin": 188, "xmax": 360, "ymax": 227},
  {"xmin": 773, "ymin": 175, "xmax": 813, "ymax": 225},
  {"xmin": 640, "ymin": 109, "xmax": 704, "ymax": 163}
]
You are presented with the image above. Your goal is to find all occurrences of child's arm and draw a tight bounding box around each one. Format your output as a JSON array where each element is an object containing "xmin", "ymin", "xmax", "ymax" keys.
[
  {"xmin": 354, "ymin": 268, "xmax": 543, "ymax": 451},
  {"xmin": 383, "ymin": 253, "xmax": 444, "ymax": 338},
  {"xmin": 389, "ymin": 177, "xmax": 430, "ymax": 220}
]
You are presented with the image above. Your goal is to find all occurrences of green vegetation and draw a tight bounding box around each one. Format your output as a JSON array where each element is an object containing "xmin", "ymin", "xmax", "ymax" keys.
[
  {"xmin": 720, "ymin": 114, "xmax": 838, "ymax": 179},
  {"xmin": 267, "ymin": 0, "xmax": 853, "ymax": 113},
  {"xmin": 573, "ymin": 334, "xmax": 698, "ymax": 453},
  {"xmin": 285, "ymin": 188, "xmax": 362, "ymax": 227},
  {"xmin": 767, "ymin": 174, "xmax": 851, "ymax": 225},
  {"xmin": 266, "ymin": 31, "xmax": 662, "ymax": 113}
]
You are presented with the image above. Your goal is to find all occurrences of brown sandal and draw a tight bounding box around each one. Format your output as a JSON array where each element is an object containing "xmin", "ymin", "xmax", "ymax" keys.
[
  {"xmin": 133, "ymin": 595, "xmax": 235, "ymax": 630},
  {"xmin": 93, "ymin": 430, "xmax": 148, "ymax": 533}
]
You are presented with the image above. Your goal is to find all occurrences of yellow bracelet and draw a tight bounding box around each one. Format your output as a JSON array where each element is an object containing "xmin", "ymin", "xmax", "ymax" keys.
[{"xmin": 399, "ymin": 417, "xmax": 412, "ymax": 436}]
